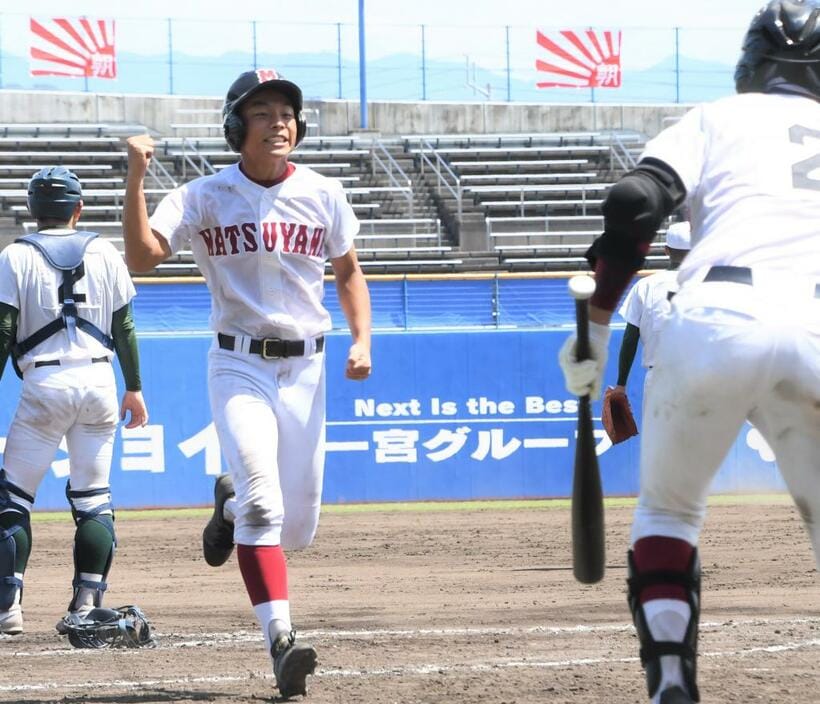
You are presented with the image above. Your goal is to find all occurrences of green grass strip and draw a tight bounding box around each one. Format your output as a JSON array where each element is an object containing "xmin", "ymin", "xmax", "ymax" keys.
[{"xmin": 29, "ymin": 493, "xmax": 792, "ymax": 523}]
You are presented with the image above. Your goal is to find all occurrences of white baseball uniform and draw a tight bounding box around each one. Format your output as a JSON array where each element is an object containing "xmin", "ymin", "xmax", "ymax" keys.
[
  {"xmin": 149, "ymin": 163, "xmax": 358, "ymax": 547},
  {"xmin": 617, "ymin": 268, "xmax": 681, "ymax": 413},
  {"xmin": 618, "ymin": 269, "xmax": 680, "ymax": 370},
  {"xmin": 631, "ymin": 92, "xmax": 820, "ymax": 562},
  {"xmin": 0, "ymin": 231, "xmax": 134, "ymax": 501}
]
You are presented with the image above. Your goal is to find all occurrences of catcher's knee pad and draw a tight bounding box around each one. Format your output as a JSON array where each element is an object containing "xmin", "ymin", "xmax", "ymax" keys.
[
  {"xmin": 627, "ymin": 547, "xmax": 701, "ymax": 702},
  {"xmin": 66, "ymin": 481, "xmax": 116, "ymax": 610},
  {"xmin": 0, "ymin": 469, "xmax": 35, "ymax": 514}
]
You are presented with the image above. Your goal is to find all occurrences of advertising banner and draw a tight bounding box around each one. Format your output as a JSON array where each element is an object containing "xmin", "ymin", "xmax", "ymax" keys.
[{"xmin": 0, "ymin": 329, "xmax": 783, "ymax": 511}]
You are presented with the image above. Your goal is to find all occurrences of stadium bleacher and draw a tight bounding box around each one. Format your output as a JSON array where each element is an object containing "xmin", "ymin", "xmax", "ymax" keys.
[{"xmin": 0, "ymin": 122, "xmax": 654, "ymax": 274}]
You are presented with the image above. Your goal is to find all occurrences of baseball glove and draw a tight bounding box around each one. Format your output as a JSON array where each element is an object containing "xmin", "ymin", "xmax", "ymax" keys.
[
  {"xmin": 602, "ymin": 387, "xmax": 638, "ymax": 444},
  {"xmin": 57, "ymin": 605, "xmax": 155, "ymax": 649}
]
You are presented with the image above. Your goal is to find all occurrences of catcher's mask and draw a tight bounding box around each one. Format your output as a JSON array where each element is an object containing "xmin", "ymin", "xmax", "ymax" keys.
[
  {"xmin": 735, "ymin": 0, "xmax": 820, "ymax": 98},
  {"xmin": 60, "ymin": 605, "xmax": 155, "ymax": 649},
  {"xmin": 27, "ymin": 166, "xmax": 82, "ymax": 223},
  {"xmin": 222, "ymin": 68, "xmax": 307, "ymax": 152}
]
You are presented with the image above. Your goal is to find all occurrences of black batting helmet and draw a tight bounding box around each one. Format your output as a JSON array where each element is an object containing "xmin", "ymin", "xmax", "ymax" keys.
[
  {"xmin": 735, "ymin": 0, "xmax": 820, "ymax": 97},
  {"xmin": 222, "ymin": 68, "xmax": 307, "ymax": 152},
  {"xmin": 27, "ymin": 166, "xmax": 82, "ymax": 222}
]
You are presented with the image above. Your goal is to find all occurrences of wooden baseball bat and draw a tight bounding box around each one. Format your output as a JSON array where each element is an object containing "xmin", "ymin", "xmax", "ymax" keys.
[{"xmin": 568, "ymin": 275, "xmax": 605, "ymax": 584}]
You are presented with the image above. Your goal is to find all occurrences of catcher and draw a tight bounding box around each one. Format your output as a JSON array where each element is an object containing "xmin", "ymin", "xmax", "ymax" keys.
[
  {"xmin": 0, "ymin": 167, "xmax": 149, "ymax": 640},
  {"xmin": 603, "ymin": 220, "xmax": 691, "ymax": 444}
]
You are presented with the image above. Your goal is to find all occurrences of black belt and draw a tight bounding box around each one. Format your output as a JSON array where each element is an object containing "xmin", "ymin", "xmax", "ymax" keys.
[
  {"xmin": 217, "ymin": 333, "xmax": 324, "ymax": 360},
  {"xmin": 704, "ymin": 265, "xmax": 819, "ymax": 298},
  {"xmin": 703, "ymin": 265, "xmax": 753, "ymax": 285},
  {"xmin": 34, "ymin": 356, "xmax": 110, "ymax": 368}
]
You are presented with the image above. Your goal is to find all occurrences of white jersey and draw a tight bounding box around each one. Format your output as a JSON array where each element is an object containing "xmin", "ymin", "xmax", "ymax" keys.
[
  {"xmin": 0, "ymin": 231, "xmax": 135, "ymax": 374},
  {"xmin": 641, "ymin": 92, "xmax": 820, "ymax": 284},
  {"xmin": 149, "ymin": 163, "xmax": 359, "ymax": 339},
  {"xmin": 618, "ymin": 270, "xmax": 680, "ymax": 368}
]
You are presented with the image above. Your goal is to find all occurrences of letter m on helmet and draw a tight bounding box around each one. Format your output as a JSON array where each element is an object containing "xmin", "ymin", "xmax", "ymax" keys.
[{"xmin": 256, "ymin": 69, "xmax": 281, "ymax": 82}]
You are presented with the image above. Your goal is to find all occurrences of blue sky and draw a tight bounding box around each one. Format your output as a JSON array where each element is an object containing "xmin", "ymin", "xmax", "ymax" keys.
[
  {"xmin": 2, "ymin": 1, "xmax": 761, "ymax": 64},
  {"xmin": 1, "ymin": 1, "xmax": 762, "ymax": 100},
  {"xmin": 2, "ymin": 0, "xmax": 764, "ymax": 28}
]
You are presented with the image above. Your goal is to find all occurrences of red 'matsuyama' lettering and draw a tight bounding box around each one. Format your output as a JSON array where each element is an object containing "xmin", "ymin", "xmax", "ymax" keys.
[
  {"xmin": 213, "ymin": 226, "xmax": 227, "ymax": 256},
  {"xmin": 224, "ymin": 225, "xmax": 241, "ymax": 255},
  {"xmin": 198, "ymin": 228, "xmax": 214, "ymax": 255},
  {"xmin": 293, "ymin": 225, "xmax": 309, "ymax": 255},
  {"xmin": 199, "ymin": 221, "xmax": 325, "ymax": 259},
  {"xmin": 262, "ymin": 222, "xmax": 277, "ymax": 252},
  {"xmin": 308, "ymin": 227, "xmax": 325, "ymax": 256},
  {"xmin": 241, "ymin": 222, "xmax": 258, "ymax": 252},
  {"xmin": 280, "ymin": 223, "xmax": 296, "ymax": 252}
]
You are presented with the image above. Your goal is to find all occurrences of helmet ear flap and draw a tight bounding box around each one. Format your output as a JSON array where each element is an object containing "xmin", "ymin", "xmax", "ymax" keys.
[
  {"xmin": 223, "ymin": 111, "xmax": 245, "ymax": 153},
  {"xmin": 295, "ymin": 111, "xmax": 308, "ymax": 145}
]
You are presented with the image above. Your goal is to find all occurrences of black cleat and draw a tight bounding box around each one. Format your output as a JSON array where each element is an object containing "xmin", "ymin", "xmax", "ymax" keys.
[
  {"xmin": 202, "ymin": 474, "xmax": 235, "ymax": 567},
  {"xmin": 659, "ymin": 686, "xmax": 695, "ymax": 704},
  {"xmin": 272, "ymin": 630, "xmax": 318, "ymax": 699}
]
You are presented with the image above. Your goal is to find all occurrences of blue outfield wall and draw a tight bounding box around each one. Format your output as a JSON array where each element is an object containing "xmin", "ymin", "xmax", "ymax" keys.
[{"xmin": 0, "ymin": 279, "xmax": 784, "ymax": 511}]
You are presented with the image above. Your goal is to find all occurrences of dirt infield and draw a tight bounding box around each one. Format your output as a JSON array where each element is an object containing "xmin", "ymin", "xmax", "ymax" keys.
[{"xmin": 2, "ymin": 498, "xmax": 819, "ymax": 704}]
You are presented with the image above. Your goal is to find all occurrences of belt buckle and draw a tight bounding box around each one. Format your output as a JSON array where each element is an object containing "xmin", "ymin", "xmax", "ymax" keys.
[{"xmin": 261, "ymin": 337, "xmax": 283, "ymax": 360}]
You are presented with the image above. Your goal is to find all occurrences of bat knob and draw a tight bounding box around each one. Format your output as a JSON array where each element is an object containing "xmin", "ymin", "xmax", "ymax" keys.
[{"xmin": 568, "ymin": 275, "xmax": 596, "ymax": 301}]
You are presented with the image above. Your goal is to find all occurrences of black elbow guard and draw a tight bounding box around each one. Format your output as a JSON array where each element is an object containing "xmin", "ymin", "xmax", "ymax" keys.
[
  {"xmin": 602, "ymin": 158, "xmax": 686, "ymax": 242},
  {"xmin": 587, "ymin": 159, "xmax": 686, "ymax": 271}
]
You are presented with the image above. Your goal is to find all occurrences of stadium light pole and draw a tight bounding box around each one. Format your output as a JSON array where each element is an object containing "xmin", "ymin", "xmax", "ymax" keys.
[{"xmin": 358, "ymin": 0, "xmax": 368, "ymax": 129}]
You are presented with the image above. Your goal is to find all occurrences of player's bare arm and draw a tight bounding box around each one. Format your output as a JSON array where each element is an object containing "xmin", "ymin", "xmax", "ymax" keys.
[
  {"xmin": 120, "ymin": 390, "xmax": 148, "ymax": 429},
  {"xmin": 122, "ymin": 134, "xmax": 172, "ymax": 272},
  {"xmin": 331, "ymin": 248, "xmax": 372, "ymax": 380}
]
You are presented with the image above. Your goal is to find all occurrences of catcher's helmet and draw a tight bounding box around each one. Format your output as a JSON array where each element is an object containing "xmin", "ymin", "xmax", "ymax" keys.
[
  {"xmin": 735, "ymin": 0, "xmax": 820, "ymax": 97},
  {"xmin": 27, "ymin": 166, "xmax": 82, "ymax": 222},
  {"xmin": 59, "ymin": 605, "xmax": 155, "ymax": 649},
  {"xmin": 222, "ymin": 68, "xmax": 307, "ymax": 152}
]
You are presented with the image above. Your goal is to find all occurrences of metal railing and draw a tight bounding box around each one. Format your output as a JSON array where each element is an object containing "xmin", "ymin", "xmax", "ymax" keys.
[
  {"xmin": 370, "ymin": 139, "xmax": 414, "ymax": 218},
  {"xmin": 417, "ymin": 138, "xmax": 462, "ymax": 223},
  {"xmin": 0, "ymin": 15, "xmax": 740, "ymax": 104},
  {"xmin": 146, "ymin": 157, "xmax": 178, "ymax": 190},
  {"xmin": 478, "ymin": 183, "xmax": 605, "ymax": 219},
  {"xmin": 485, "ymin": 214, "xmax": 603, "ymax": 249},
  {"xmin": 179, "ymin": 137, "xmax": 218, "ymax": 180},
  {"xmin": 358, "ymin": 217, "xmax": 441, "ymax": 242},
  {"xmin": 606, "ymin": 132, "xmax": 640, "ymax": 172}
]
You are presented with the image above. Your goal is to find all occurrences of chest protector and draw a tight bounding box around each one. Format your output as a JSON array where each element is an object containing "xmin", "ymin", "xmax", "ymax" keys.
[{"xmin": 10, "ymin": 232, "xmax": 114, "ymax": 376}]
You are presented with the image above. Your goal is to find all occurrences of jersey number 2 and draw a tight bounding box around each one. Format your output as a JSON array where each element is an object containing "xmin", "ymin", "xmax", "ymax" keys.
[{"xmin": 790, "ymin": 125, "xmax": 820, "ymax": 191}]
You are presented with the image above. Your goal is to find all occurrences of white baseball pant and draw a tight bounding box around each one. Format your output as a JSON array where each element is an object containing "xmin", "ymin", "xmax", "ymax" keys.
[
  {"xmin": 2, "ymin": 360, "xmax": 119, "ymax": 502},
  {"xmin": 631, "ymin": 274, "xmax": 820, "ymax": 566},
  {"xmin": 207, "ymin": 346, "xmax": 326, "ymax": 548}
]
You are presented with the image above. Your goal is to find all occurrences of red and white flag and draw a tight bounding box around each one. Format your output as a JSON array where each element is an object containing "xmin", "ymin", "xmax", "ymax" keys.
[
  {"xmin": 30, "ymin": 17, "xmax": 117, "ymax": 79},
  {"xmin": 535, "ymin": 29, "xmax": 622, "ymax": 89}
]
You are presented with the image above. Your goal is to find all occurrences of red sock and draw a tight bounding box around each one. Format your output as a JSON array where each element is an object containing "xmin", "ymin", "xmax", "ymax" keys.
[
  {"xmin": 633, "ymin": 536, "xmax": 694, "ymax": 603},
  {"xmin": 236, "ymin": 544, "xmax": 288, "ymax": 606}
]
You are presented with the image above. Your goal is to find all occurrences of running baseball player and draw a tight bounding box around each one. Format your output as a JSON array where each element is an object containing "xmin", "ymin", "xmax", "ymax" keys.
[
  {"xmin": 613, "ymin": 220, "xmax": 691, "ymax": 396},
  {"xmin": 558, "ymin": 2, "xmax": 820, "ymax": 702},
  {"xmin": 122, "ymin": 69, "xmax": 372, "ymax": 698},
  {"xmin": 0, "ymin": 167, "xmax": 148, "ymax": 637}
]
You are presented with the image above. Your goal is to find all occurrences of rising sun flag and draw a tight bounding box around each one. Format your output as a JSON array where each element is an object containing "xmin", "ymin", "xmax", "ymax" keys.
[
  {"xmin": 535, "ymin": 29, "xmax": 622, "ymax": 89},
  {"xmin": 29, "ymin": 17, "xmax": 117, "ymax": 79}
]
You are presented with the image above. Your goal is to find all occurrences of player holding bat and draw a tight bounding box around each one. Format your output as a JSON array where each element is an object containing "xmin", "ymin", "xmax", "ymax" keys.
[{"xmin": 558, "ymin": 2, "xmax": 820, "ymax": 703}]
